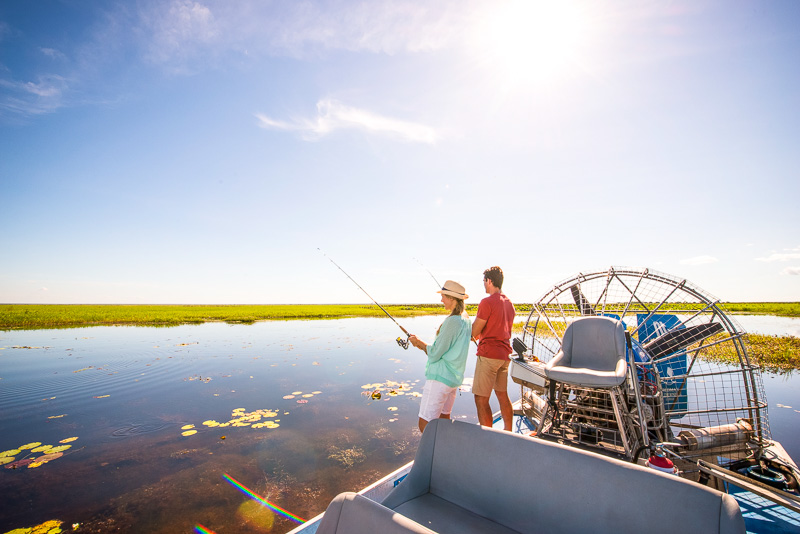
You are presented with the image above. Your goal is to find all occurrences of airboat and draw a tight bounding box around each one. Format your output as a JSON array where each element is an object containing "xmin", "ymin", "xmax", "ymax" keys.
[{"xmin": 290, "ymin": 267, "xmax": 799, "ymax": 534}]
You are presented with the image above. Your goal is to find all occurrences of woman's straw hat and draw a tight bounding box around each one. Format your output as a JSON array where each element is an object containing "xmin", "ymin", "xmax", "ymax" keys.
[{"xmin": 437, "ymin": 280, "xmax": 468, "ymax": 300}]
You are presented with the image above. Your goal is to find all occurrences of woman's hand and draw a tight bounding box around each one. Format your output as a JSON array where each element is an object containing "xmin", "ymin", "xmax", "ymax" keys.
[{"xmin": 408, "ymin": 335, "xmax": 427, "ymax": 352}]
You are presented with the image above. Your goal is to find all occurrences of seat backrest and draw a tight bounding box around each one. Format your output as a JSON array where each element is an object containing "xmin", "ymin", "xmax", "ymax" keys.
[
  {"xmin": 563, "ymin": 316, "xmax": 626, "ymax": 372},
  {"xmin": 383, "ymin": 419, "xmax": 745, "ymax": 534}
]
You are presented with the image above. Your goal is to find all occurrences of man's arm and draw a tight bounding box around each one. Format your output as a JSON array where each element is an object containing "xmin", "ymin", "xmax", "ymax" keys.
[{"xmin": 472, "ymin": 317, "xmax": 487, "ymax": 341}]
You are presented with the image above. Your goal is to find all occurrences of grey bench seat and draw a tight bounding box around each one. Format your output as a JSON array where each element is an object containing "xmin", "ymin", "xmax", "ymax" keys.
[{"xmin": 318, "ymin": 419, "xmax": 745, "ymax": 534}]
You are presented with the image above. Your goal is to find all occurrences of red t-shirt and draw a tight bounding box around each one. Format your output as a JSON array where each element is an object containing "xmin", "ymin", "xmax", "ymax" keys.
[{"xmin": 476, "ymin": 292, "xmax": 515, "ymax": 359}]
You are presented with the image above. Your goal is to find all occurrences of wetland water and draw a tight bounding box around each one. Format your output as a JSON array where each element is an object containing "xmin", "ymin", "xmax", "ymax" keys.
[{"xmin": 1, "ymin": 315, "xmax": 798, "ymax": 533}]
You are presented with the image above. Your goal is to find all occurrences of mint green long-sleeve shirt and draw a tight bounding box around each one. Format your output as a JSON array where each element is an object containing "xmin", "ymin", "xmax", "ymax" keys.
[{"xmin": 425, "ymin": 314, "xmax": 472, "ymax": 388}]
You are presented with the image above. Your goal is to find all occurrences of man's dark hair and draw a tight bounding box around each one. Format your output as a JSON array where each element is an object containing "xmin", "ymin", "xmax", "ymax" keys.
[{"xmin": 483, "ymin": 266, "xmax": 504, "ymax": 290}]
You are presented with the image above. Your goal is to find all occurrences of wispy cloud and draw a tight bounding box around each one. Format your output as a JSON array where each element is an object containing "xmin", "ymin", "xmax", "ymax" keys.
[
  {"xmin": 40, "ymin": 47, "xmax": 67, "ymax": 61},
  {"xmin": 0, "ymin": 75, "xmax": 68, "ymax": 115},
  {"xmin": 140, "ymin": 0, "xmax": 219, "ymax": 68},
  {"xmin": 256, "ymin": 99, "xmax": 439, "ymax": 144},
  {"xmin": 135, "ymin": 0, "xmax": 468, "ymax": 67},
  {"xmin": 680, "ymin": 255, "xmax": 718, "ymax": 266},
  {"xmin": 755, "ymin": 246, "xmax": 800, "ymax": 262},
  {"xmin": 782, "ymin": 267, "xmax": 800, "ymax": 276}
]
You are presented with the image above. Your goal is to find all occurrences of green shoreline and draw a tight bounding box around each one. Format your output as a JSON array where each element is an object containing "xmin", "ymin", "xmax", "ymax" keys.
[
  {"xmin": 0, "ymin": 302, "xmax": 797, "ymax": 330},
  {"xmin": 1, "ymin": 303, "xmax": 797, "ymax": 371}
]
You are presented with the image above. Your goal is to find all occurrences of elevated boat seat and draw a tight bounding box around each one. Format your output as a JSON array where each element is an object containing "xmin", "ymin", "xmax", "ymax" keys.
[
  {"xmin": 539, "ymin": 316, "xmax": 648, "ymax": 458},
  {"xmin": 544, "ymin": 316, "xmax": 627, "ymax": 388}
]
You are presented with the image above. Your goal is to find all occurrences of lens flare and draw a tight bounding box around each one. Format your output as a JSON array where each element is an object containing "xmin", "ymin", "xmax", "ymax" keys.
[
  {"xmin": 223, "ymin": 473, "xmax": 306, "ymax": 524},
  {"xmin": 194, "ymin": 524, "xmax": 216, "ymax": 534}
]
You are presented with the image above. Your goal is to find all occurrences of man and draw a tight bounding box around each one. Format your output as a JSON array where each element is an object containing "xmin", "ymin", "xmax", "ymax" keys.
[{"xmin": 471, "ymin": 266, "xmax": 515, "ymax": 430}]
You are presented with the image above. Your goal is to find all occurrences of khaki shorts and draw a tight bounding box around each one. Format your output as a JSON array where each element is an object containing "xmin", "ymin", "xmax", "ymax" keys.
[{"xmin": 472, "ymin": 356, "xmax": 510, "ymax": 397}]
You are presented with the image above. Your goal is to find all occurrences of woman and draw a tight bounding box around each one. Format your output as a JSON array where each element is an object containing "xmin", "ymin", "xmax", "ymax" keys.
[{"xmin": 408, "ymin": 280, "xmax": 472, "ymax": 434}]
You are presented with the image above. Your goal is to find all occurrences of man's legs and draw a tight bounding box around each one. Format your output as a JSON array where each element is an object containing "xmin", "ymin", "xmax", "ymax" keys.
[
  {"xmin": 474, "ymin": 394, "xmax": 493, "ymax": 427},
  {"xmin": 495, "ymin": 390, "xmax": 513, "ymax": 431}
]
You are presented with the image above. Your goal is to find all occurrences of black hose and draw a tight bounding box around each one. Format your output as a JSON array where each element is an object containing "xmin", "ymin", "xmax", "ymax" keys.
[{"xmin": 632, "ymin": 445, "xmax": 650, "ymax": 463}]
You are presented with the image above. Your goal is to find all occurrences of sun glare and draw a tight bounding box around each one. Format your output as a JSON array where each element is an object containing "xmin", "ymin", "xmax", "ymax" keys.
[{"xmin": 473, "ymin": 0, "xmax": 589, "ymax": 86}]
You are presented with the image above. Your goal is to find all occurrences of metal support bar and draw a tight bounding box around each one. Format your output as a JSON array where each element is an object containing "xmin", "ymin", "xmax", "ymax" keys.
[{"xmin": 697, "ymin": 459, "xmax": 800, "ymax": 514}]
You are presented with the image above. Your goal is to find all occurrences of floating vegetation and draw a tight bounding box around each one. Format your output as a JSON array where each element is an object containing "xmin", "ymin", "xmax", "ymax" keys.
[
  {"xmin": 282, "ymin": 395, "xmax": 295, "ymax": 399},
  {"xmin": 93, "ymin": 395, "xmax": 110, "ymax": 399},
  {"xmin": 296, "ymin": 399, "xmax": 308, "ymax": 404},
  {"xmin": 185, "ymin": 374, "xmax": 212, "ymax": 383},
  {"xmin": 3, "ymin": 518, "xmax": 63, "ymax": 534},
  {"xmin": 59, "ymin": 437, "xmax": 78, "ymax": 444},
  {"xmin": 1, "ymin": 439, "xmax": 77, "ymax": 470},
  {"xmin": 47, "ymin": 414, "xmax": 66, "ymax": 419},
  {"xmin": 387, "ymin": 407, "xmax": 398, "ymax": 412},
  {"xmin": 186, "ymin": 407, "xmax": 282, "ymax": 437},
  {"xmin": 361, "ymin": 380, "xmax": 417, "ymax": 403}
]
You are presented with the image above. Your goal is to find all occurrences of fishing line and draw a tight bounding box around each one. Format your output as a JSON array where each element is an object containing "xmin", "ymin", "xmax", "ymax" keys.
[
  {"xmin": 413, "ymin": 257, "xmax": 442, "ymax": 288},
  {"xmin": 414, "ymin": 257, "xmax": 478, "ymax": 347},
  {"xmin": 319, "ymin": 248, "xmax": 411, "ymax": 349}
]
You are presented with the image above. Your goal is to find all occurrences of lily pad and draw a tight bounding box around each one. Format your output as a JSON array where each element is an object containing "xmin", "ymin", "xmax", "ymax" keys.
[
  {"xmin": 181, "ymin": 430, "xmax": 197, "ymax": 437},
  {"xmin": 283, "ymin": 394, "xmax": 295, "ymax": 399},
  {"xmin": 31, "ymin": 445, "xmax": 53, "ymax": 453},
  {"xmin": 36, "ymin": 452, "xmax": 64, "ymax": 462},
  {"xmin": 59, "ymin": 437, "xmax": 79, "ymax": 444},
  {"xmin": 181, "ymin": 424, "xmax": 195, "ymax": 430},
  {"xmin": 0, "ymin": 457, "xmax": 14, "ymax": 465},
  {"xmin": 46, "ymin": 445, "xmax": 72, "ymax": 454},
  {"xmin": 0, "ymin": 449, "xmax": 21, "ymax": 457},
  {"xmin": 4, "ymin": 458, "xmax": 35, "ymax": 469},
  {"xmin": 19, "ymin": 442, "xmax": 42, "ymax": 450}
]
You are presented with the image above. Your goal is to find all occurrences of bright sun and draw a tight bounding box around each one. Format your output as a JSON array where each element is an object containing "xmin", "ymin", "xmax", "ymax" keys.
[{"xmin": 473, "ymin": 0, "xmax": 590, "ymax": 86}]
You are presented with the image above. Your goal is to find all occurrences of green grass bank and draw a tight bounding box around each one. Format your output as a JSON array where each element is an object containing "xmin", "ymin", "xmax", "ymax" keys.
[{"xmin": 0, "ymin": 302, "xmax": 796, "ymax": 330}]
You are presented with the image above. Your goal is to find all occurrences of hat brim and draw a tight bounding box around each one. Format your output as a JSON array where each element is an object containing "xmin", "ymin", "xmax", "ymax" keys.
[{"xmin": 437, "ymin": 290, "xmax": 468, "ymax": 300}]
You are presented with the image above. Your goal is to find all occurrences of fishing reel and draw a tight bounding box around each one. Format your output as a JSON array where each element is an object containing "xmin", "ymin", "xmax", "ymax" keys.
[{"xmin": 397, "ymin": 336, "xmax": 410, "ymax": 350}]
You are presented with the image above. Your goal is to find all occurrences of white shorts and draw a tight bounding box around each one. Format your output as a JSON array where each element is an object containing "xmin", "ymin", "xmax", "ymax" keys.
[{"xmin": 418, "ymin": 380, "xmax": 458, "ymax": 422}]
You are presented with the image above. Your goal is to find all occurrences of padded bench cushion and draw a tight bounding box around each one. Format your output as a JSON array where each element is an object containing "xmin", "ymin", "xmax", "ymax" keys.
[
  {"xmin": 316, "ymin": 492, "xmax": 435, "ymax": 534},
  {"xmin": 381, "ymin": 419, "xmax": 744, "ymax": 534}
]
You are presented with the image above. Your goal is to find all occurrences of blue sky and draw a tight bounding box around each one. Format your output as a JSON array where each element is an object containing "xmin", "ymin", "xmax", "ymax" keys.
[{"xmin": 1, "ymin": 0, "xmax": 798, "ymax": 305}]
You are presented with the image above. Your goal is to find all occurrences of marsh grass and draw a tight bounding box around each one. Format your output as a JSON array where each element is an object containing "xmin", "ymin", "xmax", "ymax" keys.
[{"xmin": 0, "ymin": 304, "xmax": 450, "ymax": 330}]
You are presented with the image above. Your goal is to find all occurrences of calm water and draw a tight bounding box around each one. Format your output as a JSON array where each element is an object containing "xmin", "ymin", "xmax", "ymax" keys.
[
  {"xmin": 0, "ymin": 316, "xmax": 484, "ymax": 533},
  {"xmin": 0, "ymin": 315, "xmax": 798, "ymax": 533}
]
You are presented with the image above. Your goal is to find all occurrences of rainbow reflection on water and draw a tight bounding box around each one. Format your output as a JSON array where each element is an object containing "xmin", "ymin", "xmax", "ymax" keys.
[{"xmin": 223, "ymin": 473, "xmax": 306, "ymax": 524}]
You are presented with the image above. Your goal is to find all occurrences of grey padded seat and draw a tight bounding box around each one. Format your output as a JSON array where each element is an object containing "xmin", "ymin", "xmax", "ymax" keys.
[
  {"xmin": 545, "ymin": 316, "xmax": 627, "ymax": 388},
  {"xmin": 377, "ymin": 419, "xmax": 745, "ymax": 534},
  {"xmin": 316, "ymin": 492, "xmax": 435, "ymax": 534}
]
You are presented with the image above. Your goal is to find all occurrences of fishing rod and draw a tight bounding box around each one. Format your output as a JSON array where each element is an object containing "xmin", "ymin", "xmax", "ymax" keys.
[
  {"xmin": 319, "ymin": 248, "xmax": 412, "ymax": 349},
  {"xmin": 413, "ymin": 257, "xmax": 442, "ymax": 288},
  {"xmin": 414, "ymin": 258, "xmax": 479, "ymax": 348}
]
